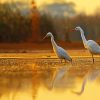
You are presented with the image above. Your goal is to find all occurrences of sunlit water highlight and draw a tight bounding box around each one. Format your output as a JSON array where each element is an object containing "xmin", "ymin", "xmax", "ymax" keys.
[{"xmin": 0, "ymin": 50, "xmax": 100, "ymax": 100}]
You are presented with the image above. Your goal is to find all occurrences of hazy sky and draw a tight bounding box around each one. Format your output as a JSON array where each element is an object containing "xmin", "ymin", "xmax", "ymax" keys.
[
  {"xmin": 35, "ymin": 0, "xmax": 100, "ymax": 14},
  {"xmin": 1, "ymin": 0, "xmax": 100, "ymax": 14}
]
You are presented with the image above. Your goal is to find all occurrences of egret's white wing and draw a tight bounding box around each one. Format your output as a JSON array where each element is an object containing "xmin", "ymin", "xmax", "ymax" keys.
[
  {"xmin": 57, "ymin": 46, "xmax": 71, "ymax": 61},
  {"xmin": 87, "ymin": 40, "xmax": 100, "ymax": 54}
]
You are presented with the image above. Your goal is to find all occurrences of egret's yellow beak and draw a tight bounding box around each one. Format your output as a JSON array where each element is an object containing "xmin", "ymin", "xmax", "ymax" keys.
[{"xmin": 42, "ymin": 34, "xmax": 47, "ymax": 40}]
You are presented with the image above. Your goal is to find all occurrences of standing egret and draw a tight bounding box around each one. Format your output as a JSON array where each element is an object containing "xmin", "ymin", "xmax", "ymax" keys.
[
  {"xmin": 43, "ymin": 32, "xmax": 72, "ymax": 62},
  {"xmin": 72, "ymin": 26, "xmax": 100, "ymax": 63}
]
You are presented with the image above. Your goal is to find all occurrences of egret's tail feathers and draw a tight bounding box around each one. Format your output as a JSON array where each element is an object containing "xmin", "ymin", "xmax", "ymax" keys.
[
  {"xmin": 65, "ymin": 57, "xmax": 72, "ymax": 62},
  {"xmin": 68, "ymin": 57, "xmax": 72, "ymax": 62}
]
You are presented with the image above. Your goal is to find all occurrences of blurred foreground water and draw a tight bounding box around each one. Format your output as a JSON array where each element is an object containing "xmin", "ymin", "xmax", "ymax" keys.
[{"xmin": 0, "ymin": 50, "xmax": 100, "ymax": 100}]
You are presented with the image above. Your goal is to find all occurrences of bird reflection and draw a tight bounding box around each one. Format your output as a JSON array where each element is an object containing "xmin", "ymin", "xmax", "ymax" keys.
[
  {"xmin": 50, "ymin": 66, "xmax": 68, "ymax": 89},
  {"xmin": 47, "ymin": 65, "xmax": 75, "ymax": 90},
  {"xmin": 72, "ymin": 68, "xmax": 100, "ymax": 95}
]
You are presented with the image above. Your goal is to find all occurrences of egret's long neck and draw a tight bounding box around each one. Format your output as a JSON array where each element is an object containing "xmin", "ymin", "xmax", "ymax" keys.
[
  {"xmin": 79, "ymin": 28, "xmax": 87, "ymax": 47},
  {"xmin": 51, "ymin": 35, "xmax": 58, "ymax": 51}
]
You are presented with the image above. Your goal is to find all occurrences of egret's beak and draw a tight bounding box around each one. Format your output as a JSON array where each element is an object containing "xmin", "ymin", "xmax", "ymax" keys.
[
  {"xmin": 42, "ymin": 35, "xmax": 47, "ymax": 40},
  {"xmin": 69, "ymin": 29, "xmax": 75, "ymax": 32}
]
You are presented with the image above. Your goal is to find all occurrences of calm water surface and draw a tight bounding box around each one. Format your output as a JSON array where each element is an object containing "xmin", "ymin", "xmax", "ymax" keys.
[{"xmin": 0, "ymin": 51, "xmax": 100, "ymax": 100}]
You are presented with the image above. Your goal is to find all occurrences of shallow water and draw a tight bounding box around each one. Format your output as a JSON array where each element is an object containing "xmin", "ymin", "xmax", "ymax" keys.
[{"xmin": 0, "ymin": 50, "xmax": 100, "ymax": 100}]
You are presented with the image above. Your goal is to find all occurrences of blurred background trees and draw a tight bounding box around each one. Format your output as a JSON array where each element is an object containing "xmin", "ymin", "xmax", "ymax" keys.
[
  {"xmin": 0, "ymin": 2, "xmax": 32, "ymax": 43},
  {"xmin": 0, "ymin": 0, "xmax": 100, "ymax": 43}
]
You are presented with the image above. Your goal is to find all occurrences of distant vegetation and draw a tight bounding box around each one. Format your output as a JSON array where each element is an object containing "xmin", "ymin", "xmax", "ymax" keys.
[
  {"xmin": 0, "ymin": 2, "xmax": 100, "ymax": 43},
  {"xmin": 0, "ymin": 2, "xmax": 32, "ymax": 43}
]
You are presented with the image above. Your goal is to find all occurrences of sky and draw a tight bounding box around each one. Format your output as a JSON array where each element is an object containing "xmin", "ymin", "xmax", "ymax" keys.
[
  {"xmin": 35, "ymin": 0, "xmax": 100, "ymax": 15},
  {"xmin": 1, "ymin": 0, "xmax": 100, "ymax": 15}
]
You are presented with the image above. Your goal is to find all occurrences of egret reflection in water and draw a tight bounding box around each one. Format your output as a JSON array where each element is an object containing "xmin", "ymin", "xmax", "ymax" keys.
[
  {"xmin": 49, "ymin": 66, "xmax": 68, "ymax": 89},
  {"xmin": 47, "ymin": 65, "xmax": 75, "ymax": 90},
  {"xmin": 72, "ymin": 68, "xmax": 100, "ymax": 95}
]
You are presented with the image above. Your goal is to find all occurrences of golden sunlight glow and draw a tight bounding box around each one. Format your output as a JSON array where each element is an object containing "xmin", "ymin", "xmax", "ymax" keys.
[
  {"xmin": 37, "ymin": 82, "xmax": 100, "ymax": 100},
  {"xmin": 1, "ymin": 0, "xmax": 100, "ymax": 14},
  {"xmin": 35, "ymin": 0, "xmax": 100, "ymax": 14}
]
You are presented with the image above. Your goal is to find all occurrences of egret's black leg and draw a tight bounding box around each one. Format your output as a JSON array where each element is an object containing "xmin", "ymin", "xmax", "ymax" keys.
[
  {"xmin": 70, "ymin": 58, "xmax": 72, "ymax": 63},
  {"xmin": 64, "ymin": 59, "xmax": 67, "ymax": 63},
  {"xmin": 92, "ymin": 54, "xmax": 94, "ymax": 63}
]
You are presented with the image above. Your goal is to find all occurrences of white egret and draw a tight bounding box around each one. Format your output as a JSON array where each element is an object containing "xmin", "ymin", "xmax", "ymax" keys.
[
  {"xmin": 43, "ymin": 32, "xmax": 72, "ymax": 62},
  {"xmin": 73, "ymin": 26, "xmax": 100, "ymax": 63}
]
